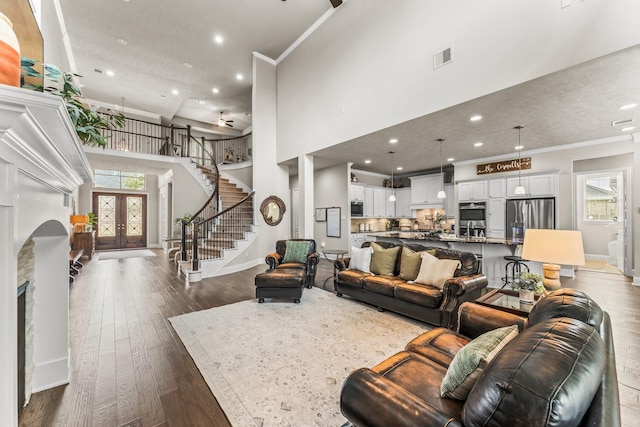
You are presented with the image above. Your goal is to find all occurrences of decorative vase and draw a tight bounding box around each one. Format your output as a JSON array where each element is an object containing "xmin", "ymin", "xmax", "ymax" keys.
[
  {"xmin": 519, "ymin": 289, "xmax": 535, "ymax": 303},
  {"xmin": 0, "ymin": 13, "xmax": 21, "ymax": 87}
]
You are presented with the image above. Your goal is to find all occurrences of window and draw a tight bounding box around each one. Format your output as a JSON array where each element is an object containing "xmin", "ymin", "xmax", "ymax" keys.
[
  {"xmin": 95, "ymin": 169, "xmax": 145, "ymax": 190},
  {"xmin": 584, "ymin": 176, "xmax": 617, "ymax": 221}
]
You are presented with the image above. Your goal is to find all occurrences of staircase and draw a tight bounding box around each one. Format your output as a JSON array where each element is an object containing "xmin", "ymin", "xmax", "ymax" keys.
[{"xmin": 180, "ymin": 162, "xmax": 255, "ymax": 281}]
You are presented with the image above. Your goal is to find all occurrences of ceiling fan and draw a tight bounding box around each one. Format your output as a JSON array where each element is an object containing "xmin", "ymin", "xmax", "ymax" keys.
[{"xmin": 217, "ymin": 111, "xmax": 234, "ymax": 128}]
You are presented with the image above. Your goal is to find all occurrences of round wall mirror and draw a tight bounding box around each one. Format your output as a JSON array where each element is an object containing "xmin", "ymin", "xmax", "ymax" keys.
[{"xmin": 260, "ymin": 195, "xmax": 286, "ymax": 226}]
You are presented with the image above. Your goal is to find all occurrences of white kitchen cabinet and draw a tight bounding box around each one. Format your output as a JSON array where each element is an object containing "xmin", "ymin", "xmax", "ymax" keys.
[
  {"xmin": 506, "ymin": 174, "xmax": 557, "ymax": 197},
  {"xmin": 458, "ymin": 180, "xmax": 488, "ymax": 201},
  {"xmin": 394, "ymin": 188, "xmax": 412, "ymax": 218},
  {"xmin": 488, "ymin": 198, "xmax": 506, "ymax": 238},
  {"xmin": 410, "ymin": 175, "xmax": 443, "ymax": 206},
  {"xmin": 488, "ymin": 179, "xmax": 506, "ymax": 199},
  {"xmin": 363, "ymin": 186, "xmax": 374, "ymax": 217},
  {"xmin": 373, "ymin": 187, "xmax": 387, "ymax": 217},
  {"xmin": 350, "ymin": 184, "xmax": 364, "ymax": 202}
]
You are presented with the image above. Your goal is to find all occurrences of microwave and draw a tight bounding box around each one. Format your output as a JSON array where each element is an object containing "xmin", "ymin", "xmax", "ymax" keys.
[{"xmin": 351, "ymin": 201, "xmax": 364, "ymax": 217}]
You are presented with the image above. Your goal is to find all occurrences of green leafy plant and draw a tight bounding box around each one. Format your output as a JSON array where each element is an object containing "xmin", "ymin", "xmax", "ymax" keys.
[
  {"xmin": 436, "ymin": 211, "xmax": 446, "ymax": 222},
  {"xmin": 511, "ymin": 271, "xmax": 544, "ymax": 294},
  {"xmin": 21, "ymin": 58, "xmax": 124, "ymax": 148},
  {"xmin": 86, "ymin": 212, "xmax": 95, "ymax": 227},
  {"xmin": 175, "ymin": 213, "xmax": 204, "ymax": 224}
]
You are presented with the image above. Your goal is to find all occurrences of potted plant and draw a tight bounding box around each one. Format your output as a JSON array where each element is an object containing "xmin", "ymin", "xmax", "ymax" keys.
[
  {"xmin": 21, "ymin": 59, "xmax": 124, "ymax": 147},
  {"xmin": 86, "ymin": 212, "xmax": 95, "ymax": 231},
  {"xmin": 511, "ymin": 271, "xmax": 544, "ymax": 303}
]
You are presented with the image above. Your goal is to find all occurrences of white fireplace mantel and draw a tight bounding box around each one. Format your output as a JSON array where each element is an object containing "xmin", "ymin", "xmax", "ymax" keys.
[{"xmin": 0, "ymin": 84, "xmax": 94, "ymax": 427}]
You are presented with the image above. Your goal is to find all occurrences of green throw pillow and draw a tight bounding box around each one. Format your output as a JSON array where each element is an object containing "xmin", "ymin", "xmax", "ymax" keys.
[
  {"xmin": 281, "ymin": 240, "xmax": 310, "ymax": 264},
  {"xmin": 440, "ymin": 324, "xmax": 519, "ymax": 400},
  {"xmin": 399, "ymin": 247, "xmax": 437, "ymax": 281},
  {"xmin": 369, "ymin": 242, "xmax": 400, "ymax": 276}
]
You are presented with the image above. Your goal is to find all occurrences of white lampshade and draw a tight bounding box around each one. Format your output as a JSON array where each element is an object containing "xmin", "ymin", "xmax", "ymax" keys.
[
  {"xmin": 521, "ymin": 229, "xmax": 586, "ymax": 266},
  {"xmin": 437, "ymin": 190, "xmax": 446, "ymax": 199},
  {"xmin": 389, "ymin": 193, "xmax": 396, "ymax": 202},
  {"xmin": 514, "ymin": 185, "xmax": 527, "ymax": 195}
]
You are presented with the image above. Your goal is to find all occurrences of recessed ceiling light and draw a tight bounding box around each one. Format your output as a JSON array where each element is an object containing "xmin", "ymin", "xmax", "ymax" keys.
[
  {"xmin": 474, "ymin": 142, "xmax": 483, "ymax": 147},
  {"xmin": 171, "ymin": 89, "xmax": 179, "ymax": 95},
  {"xmin": 236, "ymin": 73, "xmax": 244, "ymax": 81},
  {"xmin": 106, "ymin": 70, "xmax": 114, "ymax": 77},
  {"xmin": 447, "ymin": 157, "xmax": 454, "ymax": 162},
  {"xmin": 389, "ymin": 138, "xmax": 398, "ymax": 144},
  {"xmin": 621, "ymin": 126, "xmax": 636, "ymax": 132},
  {"xmin": 619, "ymin": 103, "xmax": 637, "ymax": 110},
  {"xmin": 396, "ymin": 166, "xmax": 403, "ymax": 171},
  {"xmin": 515, "ymin": 145, "xmax": 524, "ymax": 150},
  {"xmin": 364, "ymin": 159, "xmax": 371, "ymax": 164},
  {"xmin": 212, "ymin": 87, "xmax": 219, "ymax": 94},
  {"xmin": 214, "ymin": 35, "xmax": 224, "ymax": 45},
  {"xmin": 117, "ymin": 38, "xmax": 128, "ymax": 45},
  {"xmin": 470, "ymin": 115, "xmax": 482, "ymax": 122},
  {"xmin": 184, "ymin": 62, "xmax": 193, "ymax": 68}
]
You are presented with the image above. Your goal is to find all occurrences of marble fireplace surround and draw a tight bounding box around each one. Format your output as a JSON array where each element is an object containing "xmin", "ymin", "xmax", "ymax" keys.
[{"xmin": 0, "ymin": 85, "xmax": 93, "ymax": 426}]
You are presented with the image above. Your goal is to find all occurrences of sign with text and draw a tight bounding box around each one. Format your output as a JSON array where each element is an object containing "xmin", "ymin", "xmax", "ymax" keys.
[{"xmin": 476, "ymin": 157, "xmax": 531, "ymax": 176}]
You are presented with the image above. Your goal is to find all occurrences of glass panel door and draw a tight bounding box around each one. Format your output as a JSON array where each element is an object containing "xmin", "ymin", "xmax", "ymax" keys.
[{"xmin": 93, "ymin": 192, "xmax": 147, "ymax": 250}]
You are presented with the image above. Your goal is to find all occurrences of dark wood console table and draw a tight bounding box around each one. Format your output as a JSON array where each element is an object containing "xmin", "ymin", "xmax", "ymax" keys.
[{"xmin": 72, "ymin": 231, "xmax": 95, "ymax": 260}]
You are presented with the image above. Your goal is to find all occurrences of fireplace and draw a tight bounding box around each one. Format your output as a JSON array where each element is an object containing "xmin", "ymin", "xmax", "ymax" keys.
[{"xmin": 0, "ymin": 85, "xmax": 94, "ymax": 425}]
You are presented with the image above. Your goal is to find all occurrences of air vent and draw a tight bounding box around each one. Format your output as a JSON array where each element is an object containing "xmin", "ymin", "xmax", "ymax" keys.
[
  {"xmin": 93, "ymin": 68, "xmax": 103, "ymax": 74},
  {"xmin": 433, "ymin": 47, "xmax": 452, "ymax": 69},
  {"xmin": 612, "ymin": 118, "xmax": 634, "ymax": 126}
]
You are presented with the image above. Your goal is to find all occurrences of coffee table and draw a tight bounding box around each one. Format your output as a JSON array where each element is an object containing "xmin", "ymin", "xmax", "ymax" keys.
[{"xmin": 475, "ymin": 288, "xmax": 540, "ymax": 316}]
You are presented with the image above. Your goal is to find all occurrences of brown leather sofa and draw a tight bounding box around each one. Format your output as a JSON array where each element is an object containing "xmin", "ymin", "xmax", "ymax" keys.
[
  {"xmin": 265, "ymin": 239, "xmax": 320, "ymax": 287},
  {"xmin": 335, "ymin": 242, "xmax": 488, "ymax": 328},
  {"xmin": 340, "ymin": 289, "xmax": 620, "ymax": 427}
]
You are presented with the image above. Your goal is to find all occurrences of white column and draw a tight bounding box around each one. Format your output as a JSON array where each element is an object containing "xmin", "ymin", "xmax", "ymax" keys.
[
  {"xmin": 0, "ymin": 164, "xmax": 17, "ymax": 427},
  {"xmin": 31, "ymin": 234, "xmax": 70, "ymax": 392},
  {"xmin": 298, "ymin": 154, "xmax": 314, "ymax": 239}
]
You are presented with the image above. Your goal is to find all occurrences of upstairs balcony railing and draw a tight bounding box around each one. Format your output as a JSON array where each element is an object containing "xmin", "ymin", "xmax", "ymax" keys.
[{"xmin": 97, "ymin": 113, "xmax": 252, "ymax": 166}]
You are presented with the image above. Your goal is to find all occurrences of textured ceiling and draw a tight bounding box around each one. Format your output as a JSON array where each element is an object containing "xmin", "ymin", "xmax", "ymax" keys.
[
  {"xmin": 58, "ymin": 2, "xmax": 639, "ymax": 174},
  {"xmin": 308, "ymin": 45, "xmax": 640, "ymax": 175},
  {"xmin": 58, "ymin": 0, "xmax": 332, "ymax": 131}
]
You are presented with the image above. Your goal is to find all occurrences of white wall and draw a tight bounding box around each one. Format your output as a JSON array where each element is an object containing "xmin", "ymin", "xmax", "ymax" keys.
[
  {"xmin": 276, "ymin": 0, "xmax": 640, "ymax": 163},
  {"xmin": 314, "ymin": 164, "xmax": 350, "ymax": 251}
]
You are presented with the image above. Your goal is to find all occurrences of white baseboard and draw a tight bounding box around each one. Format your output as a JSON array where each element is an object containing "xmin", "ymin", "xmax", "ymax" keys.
[
  {"xmin": 32, "ymin": 356, "xmax": 70, "ymax": 393},
  {"xmin": 633, "ymin": 276, "xmax": 640, "ymax": 286},
  {"xmin": 584, "ymin": 254, "xmax": 609, "ymax": 261}
]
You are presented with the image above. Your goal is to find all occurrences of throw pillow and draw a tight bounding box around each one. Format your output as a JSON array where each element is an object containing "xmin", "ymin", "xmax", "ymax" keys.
[
  {"xmin": 348, "ymin": 246, "xmax": 374, "ymax": 273},
  {"xmin": 281, "ymin": 240, "xmax": 310, "ymax": 264},
  {"xmin": 399, "ymin": 247, "xmax": 437, "ymax": 281},
  {"xmin": 440, "ymin": 324, "xmax": 519, "ymax": 400},
  {"xmin": 369, "ymin": 242, "xmax": 401, "ymax": 276},
  {"xmin": 414, "ymin": 252, "xmax": 461, "ymax": 289}
]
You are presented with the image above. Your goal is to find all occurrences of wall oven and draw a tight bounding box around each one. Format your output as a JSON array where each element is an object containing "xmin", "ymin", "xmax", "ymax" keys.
[
  {"xmin": 350, "ymin": 201, "xmax": 364, "ymax": 217},
  {"xmin": 458, "ymin": 202, "xmax": 486, "ymax": 236}
]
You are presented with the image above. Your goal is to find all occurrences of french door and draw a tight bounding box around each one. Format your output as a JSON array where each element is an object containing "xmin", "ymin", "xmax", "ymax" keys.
[{"xmin": 93, "ymin": 192, "xmax": 147, "ymax": 250}]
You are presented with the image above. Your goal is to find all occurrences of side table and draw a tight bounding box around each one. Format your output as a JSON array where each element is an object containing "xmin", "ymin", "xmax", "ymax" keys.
[
  {"xmin": 322, "ymin": 249, "xmax": 348, "ymax": 290},
  {"xmin": 475, "ymin": 288, "xmax": 541, "ymax": 317}
]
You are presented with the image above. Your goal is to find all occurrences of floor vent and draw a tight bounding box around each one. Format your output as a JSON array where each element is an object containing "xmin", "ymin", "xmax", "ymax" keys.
[
  {"xmin": 611, "ymin": 118, "xmax": 634, "ymax": 127},
  {"xmin": 434, "ymin": 47, "xmax": 453, "ymax": 69}
]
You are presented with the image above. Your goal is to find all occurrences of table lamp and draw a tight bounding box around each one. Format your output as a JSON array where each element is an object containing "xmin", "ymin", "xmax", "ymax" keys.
[
  {"xmin": 70, "ymin": 214, "xmax": 88, "ymax": 232},
  {"xmin": 521, "ymin": 229, "xmax": 585, "ymax": 291}
]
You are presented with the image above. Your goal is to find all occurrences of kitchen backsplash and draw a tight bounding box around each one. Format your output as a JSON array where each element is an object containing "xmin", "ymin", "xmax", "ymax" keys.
[{"xmin": 351, "ymin": 208, "xmax": 454, "ymax": 233}]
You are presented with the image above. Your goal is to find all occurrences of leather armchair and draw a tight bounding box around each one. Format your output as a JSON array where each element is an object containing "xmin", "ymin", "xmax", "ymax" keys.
[{"xmin": 265, "ymin": 239, "xmax": 320, "ymax": 287}]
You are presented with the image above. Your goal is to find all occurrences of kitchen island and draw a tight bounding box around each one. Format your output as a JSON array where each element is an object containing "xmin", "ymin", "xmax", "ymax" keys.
[{"xmin": 370, "ymin": 232, "xmax": 544, "ymax": 288}]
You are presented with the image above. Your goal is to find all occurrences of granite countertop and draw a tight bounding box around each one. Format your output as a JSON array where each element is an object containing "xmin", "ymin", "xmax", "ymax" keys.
[{"xmin": 371, "ymin": 232, "xmax": 520, "ymax": 245}]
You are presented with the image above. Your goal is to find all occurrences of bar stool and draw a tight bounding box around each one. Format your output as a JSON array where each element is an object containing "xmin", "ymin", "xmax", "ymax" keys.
[{"xmin": 502, "ymin": 246, "xmax": 529, "ymax": 288}]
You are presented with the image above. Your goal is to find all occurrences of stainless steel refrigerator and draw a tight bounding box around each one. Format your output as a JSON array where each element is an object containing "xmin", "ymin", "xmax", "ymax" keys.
[{"xmin": 506, "ymin": 197, "xmax": 555, "ymax": 241}]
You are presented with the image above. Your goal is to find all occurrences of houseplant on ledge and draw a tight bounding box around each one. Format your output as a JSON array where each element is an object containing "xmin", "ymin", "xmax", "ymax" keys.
[
  {"xmin": 511, "ymin": 271, "xmax": 544, "ymax": 303},
  {"xmin": 21, "ymin": 59, "xmax": 124, "ymax": 147}
]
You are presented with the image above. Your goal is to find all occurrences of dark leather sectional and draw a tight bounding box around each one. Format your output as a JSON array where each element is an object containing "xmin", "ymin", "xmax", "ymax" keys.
[
  {"xmin": 340, "ymin": 289, "xmax": 621, "ymax": 427},
  {"xmin": 334, "ymin": 242, "xmax": 488, "ymax": 328}
]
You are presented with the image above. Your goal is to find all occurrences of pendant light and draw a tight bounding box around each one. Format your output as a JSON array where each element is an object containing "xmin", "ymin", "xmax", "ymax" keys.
[
  {"xmin": 436, "ymin": 138, "xmax": 446, "ymax": 199},
  {"xmin": 514, "ymin": 125, "xmax": 526, "ymax": 195},
  {"xmin": 388, "ymin": 150, "xmax": 396, "ymax": 202}
]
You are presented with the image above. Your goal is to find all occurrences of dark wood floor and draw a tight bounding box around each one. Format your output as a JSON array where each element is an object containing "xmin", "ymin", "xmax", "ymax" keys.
[{"xmin": 18, "ymin": 251, "xmax": 640, "ymax": 426}]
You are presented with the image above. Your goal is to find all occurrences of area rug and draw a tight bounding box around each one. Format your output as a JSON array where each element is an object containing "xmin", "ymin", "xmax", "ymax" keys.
[
  {"xmin": 98, "ymin": 249, "xmax": 157, "ymax": 260},
  {"xmin": 579, "ymin": 259, "xmax": 623, "ymax": 274},
  {"xmin": 169, "ymin": 288, "xmax": 430, "ymax": 426}
]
